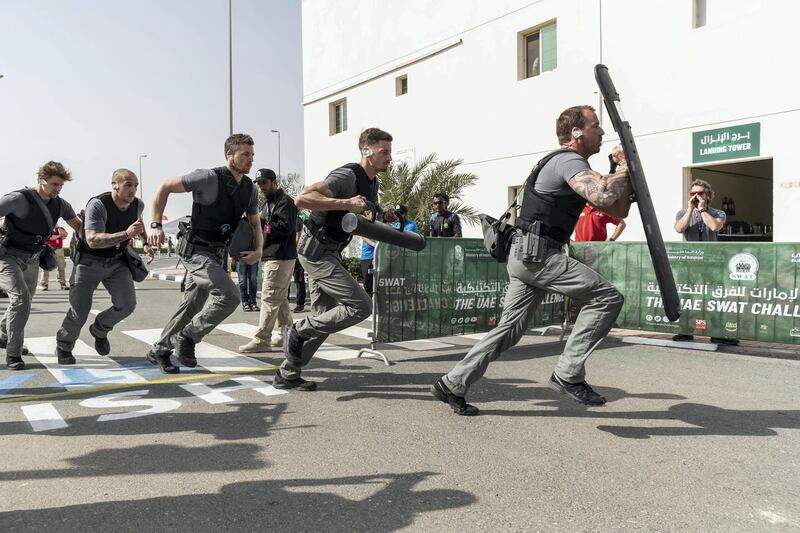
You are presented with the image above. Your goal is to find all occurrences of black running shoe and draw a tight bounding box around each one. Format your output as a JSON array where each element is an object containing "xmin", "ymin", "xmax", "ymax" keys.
[
  {"xmin": 0, "ymin": 336, "xmax": 29, "ymax": 355},
  {"xmin": 6, "ymin": 354, "xmax": 24, "ymax": 371},
  {"xmin": 548, "ymin": 373, "xmax": 606, "ymax": 405},
  {"xmin": 89, "ymin": 324, "xmax": 111, "ymax": 356},
  {"xmin": 285, "ymin": 324, "xmax": 306, "ymax": 367},
  {"xmin": 174, "ymin": 333, "xmax": 197, "ymax": 368},
  {"xmin": 146, "ymin": 350, "xmax": 179, "ymax": 374},
  {"xmin": 56, "ymin": 347, "xmax": 76, "ymax": 365},
  {"xmin": 273, "ymin": 370, "xmax": 317, "ymax": 391},
  {"xmin": 430, "ymin": 378, "xmax": 479, "ymax": 416}
]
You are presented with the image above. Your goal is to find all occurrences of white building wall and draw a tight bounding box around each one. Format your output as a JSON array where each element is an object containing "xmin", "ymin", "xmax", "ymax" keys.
[{"xmin": 302, "ymin": 0, "xmax": 799, "ymax": 242}]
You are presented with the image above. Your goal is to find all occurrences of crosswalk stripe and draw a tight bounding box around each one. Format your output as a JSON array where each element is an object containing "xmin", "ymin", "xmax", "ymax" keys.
[
  {"xmin": 22, "ymin": 403, "xmax": 68, "ymax": 432},
  {"xmin": 25, "ymin": 337, "xmax": 149, "ymax": 390},
  {"xmin": 216, "ymin": 322, "xmax": 361, "ymax": 361},
  {"xmin": 121, "ymin": 328, "xmax": 272, "ymax": 372}
]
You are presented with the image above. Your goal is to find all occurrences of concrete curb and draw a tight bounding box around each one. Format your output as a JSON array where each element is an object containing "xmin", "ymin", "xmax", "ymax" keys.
[{"xmin": 148, "ymin": 272, "xmax": 184, "ymax": 283}]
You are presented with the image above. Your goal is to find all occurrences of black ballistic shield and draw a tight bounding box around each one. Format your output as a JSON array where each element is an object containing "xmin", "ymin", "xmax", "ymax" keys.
[
  {"xmin": 594, "ymin": 64, "xmax": 681, "ymax": 322},
  {"xmin": 341, "ymin": 213, "xmax": 427, "ymax": 252}
]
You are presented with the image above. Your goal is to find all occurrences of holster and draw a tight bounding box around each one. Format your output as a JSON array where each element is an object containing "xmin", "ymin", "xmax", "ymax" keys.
[{"xmin": 512, "ymin": 222, "xmax": 548, "ymax": 263}]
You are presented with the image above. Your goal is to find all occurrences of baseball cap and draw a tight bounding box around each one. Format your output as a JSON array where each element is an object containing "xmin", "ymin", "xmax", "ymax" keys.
[{"xmin": 254, "ymin": 168, "xmax": 277, "ymax": 182}]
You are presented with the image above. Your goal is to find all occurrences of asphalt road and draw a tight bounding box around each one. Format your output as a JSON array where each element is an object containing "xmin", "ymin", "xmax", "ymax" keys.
[{"xmin": 1, "ymin": 268, "xmax": 799, "ymax": 532}]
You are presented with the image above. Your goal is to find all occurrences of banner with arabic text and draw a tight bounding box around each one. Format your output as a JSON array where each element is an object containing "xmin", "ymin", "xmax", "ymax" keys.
[
  {"xmin": 570, "ymin": 242, "xmax": 800, "ymax": 344},
  {"xmin": 374, "ymin": 238, "xmax": 565, "ymax": 343}
]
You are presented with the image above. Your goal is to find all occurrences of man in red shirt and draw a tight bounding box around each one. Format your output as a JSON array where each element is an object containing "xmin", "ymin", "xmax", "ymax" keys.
[
  {"xmin": 573, "ymin": 204, "xmax": 626, "ymax": 242},
  {"xmin": 39, "ymin": 225, "xmax": 68, "ymax": 290}
]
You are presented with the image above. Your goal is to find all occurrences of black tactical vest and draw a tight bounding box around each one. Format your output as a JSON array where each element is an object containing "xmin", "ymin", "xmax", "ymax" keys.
[
  {"xmin": 517, "ymin": 149, "xmax": 587, "ymax": 244},
  {"xmin": 79, "ymin": 193, "xmax": 139, "ymax": 258},
  {"xmin": 310, "ymin": 163, "xmax": 377, "ymax": 243},
  {"xmin": 5, "ymin": 189, "xmax": 62, "ymax": 253},
  {"xmin": 190, "ymin": 167, "xmax": 254, "ymax": 244}
]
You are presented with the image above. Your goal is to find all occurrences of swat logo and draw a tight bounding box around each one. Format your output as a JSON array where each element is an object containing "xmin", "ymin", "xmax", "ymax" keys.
[{"xmin": 728, "ymin": 253, "xmax": 758, "ymax": 281}]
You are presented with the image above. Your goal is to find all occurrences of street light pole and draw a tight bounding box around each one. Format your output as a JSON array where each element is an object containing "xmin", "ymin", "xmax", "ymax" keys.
[
  {"xmin": 228, "ymin": 0, "xmax": 233, "ymax": 135},
  {"xmin": 270, "ymin": 129, "xmax": 281, "ymax": 178},
  {"xmin": 138, "ymin": 154, "xmax": 148, "ymax": 199}
]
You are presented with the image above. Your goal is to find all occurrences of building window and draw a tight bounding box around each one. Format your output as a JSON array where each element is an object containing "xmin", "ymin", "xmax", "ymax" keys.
[
  {"xmin": 396, "ymin": 75, "xmax": 408, "ymax": 96},
  {"xmin": 518, "ymin": 21, "xmax": 557, "ymax": 80},
  {"xmin": 693, "ymin": 0, "xmax": 707, "ymax": 28},
  {"xmin": 329, "ymin": 98, "xmax": 347, "ymax": 135}
]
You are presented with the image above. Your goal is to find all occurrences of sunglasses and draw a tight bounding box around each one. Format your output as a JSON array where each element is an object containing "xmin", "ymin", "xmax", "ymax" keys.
[
  {"xmin": 432, "ymin": 200, "xmax": 444, "ymax": 205},
  {"xmin": 690, "ymin": 191, "xmax": 706, "ymax": 196}
]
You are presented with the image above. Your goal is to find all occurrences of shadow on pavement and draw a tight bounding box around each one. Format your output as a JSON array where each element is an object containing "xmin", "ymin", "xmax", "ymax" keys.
[
  {"xmin": 0, "ymin": 442, "xmax": 267, "ymax": 481},
  {"xmin": 1, "ymin": 471, "xmax": 475, "ymax": 532}
]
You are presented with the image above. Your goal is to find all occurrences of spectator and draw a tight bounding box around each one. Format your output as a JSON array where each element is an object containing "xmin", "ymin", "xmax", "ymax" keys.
[
  {"xmin": 385, "ymin": 204, "xmax": 418, "ymax": 233},
  {"xmin": 429, "ymin": 192, "xmax": 462, "ymax": 237},
  {"xmin": 39, "ymin": 225, "xmax": 69, "ymax": 290},
  {"xmin": 574, "ymin": 204, "xmax": 626, "ymax": 242},
  {"xmin": 673, "ymin": 179, "xmax": 736, "ymax": 345},
  {"xmin": 142, "ymin": 242, "xmax": 155, "ymax": 265}
]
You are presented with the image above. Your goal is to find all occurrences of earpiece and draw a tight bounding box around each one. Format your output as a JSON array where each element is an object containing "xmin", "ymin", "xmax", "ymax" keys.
[
  {"xmin": 572, "ymin": 129, "xmax": 583, "ymax": 139},
  {"xmin": 362, "ymin": 148, "xmax": 373, "ymax": 157},
  {"xmin": 227, "ymin": 154, "xmax": 233, "ymax": 161},
  {"xmin": 38, "ymin": 178, "xmax": 47, "ymax": 186},
  {"xmin": 112, "ymin": 183, "xmax": 119, "ymax": 191}
]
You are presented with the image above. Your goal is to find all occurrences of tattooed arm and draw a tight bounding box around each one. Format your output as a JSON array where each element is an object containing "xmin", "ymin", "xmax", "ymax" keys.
[{"xmin": 568, "ymin": 164, "xmax": 633, "ymax": 219}]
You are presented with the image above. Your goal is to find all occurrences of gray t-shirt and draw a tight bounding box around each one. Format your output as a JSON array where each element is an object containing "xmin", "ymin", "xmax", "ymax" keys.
[
  {"xmin": 0, "ymin": 189, "xmax": 76, "ymax": 222},
  {"xmin": 84, "ymin": 196, "xmax": 145, "ymax": 233},
  {"xmin": 675, "ymin": 207, "xmax": 726, "ymax": 242},
  {"xmin": 534, "ymin": 151, "xmax": 591, "ymax": 196},
  {"xmin": 323, "ymin": 165, "xmax": 378, "ymax": 201},
  {"xmin": 181, "ymin": 169, "xmax": 259, "ymax": 214}
]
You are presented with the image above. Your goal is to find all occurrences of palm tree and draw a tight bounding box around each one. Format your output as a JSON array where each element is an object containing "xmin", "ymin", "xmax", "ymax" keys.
[{"xmin": 378, "ymin": 153, "xmax": 479, "ymax": 235}]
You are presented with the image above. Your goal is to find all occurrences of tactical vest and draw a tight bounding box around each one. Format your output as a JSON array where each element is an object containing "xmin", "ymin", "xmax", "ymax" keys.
[
  {"xmin": 517, "ymin": 149, "xmax": 587, "ymax": 244},
  {"xmin": 5, "ymin": 189, "xmax": 62, "ymax": 253},
  {"xmin": 310, "ymin": 163, "xmax": 377, "ymax": 243},
  {"xmin": 79, "ymin": 193, "xmax": 139, "ymax": 258},
  {"xmin": 190, "ymin": 167, "xmax": 254, "ymax": 244},
  {"xmin": 430, "ymin": 212, "xmax": 459, "ymax": 237}
]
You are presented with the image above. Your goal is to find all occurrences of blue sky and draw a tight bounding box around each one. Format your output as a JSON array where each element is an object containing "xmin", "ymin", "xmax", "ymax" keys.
[{"xmin": 0, "ymin": 0, "xmax": 303, "ymax": 221}]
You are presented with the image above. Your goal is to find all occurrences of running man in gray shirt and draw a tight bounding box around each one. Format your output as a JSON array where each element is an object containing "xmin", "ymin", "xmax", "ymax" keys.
[
  {"xmin": 0, "ymin": 161, "xmax": 82, "ymax": 370},
  {"xmin": 146, "ymin": 134, "xmax": 262, "ymax": 374},
  {"xmin": 55, "ymin": 169, "xmax": 146, "ymax": 364},
  {"xmin": 432, "ymin": 105, "xmax": 632, "ymax": 415}
]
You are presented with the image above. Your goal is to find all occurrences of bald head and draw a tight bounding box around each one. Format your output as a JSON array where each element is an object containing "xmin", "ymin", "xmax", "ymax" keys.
[{"xmin": 111, "ymin": 168, "xmax": 139, "ymax": 204}]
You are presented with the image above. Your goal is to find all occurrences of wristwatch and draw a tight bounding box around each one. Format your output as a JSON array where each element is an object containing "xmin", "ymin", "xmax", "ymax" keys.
[
  {"xmin": 150, "ymin": 222, "xmax": 163, "ymax": 229},
  {"xmin": 697, "ymin": 207, "xmax": 708, "ymax": 213}
]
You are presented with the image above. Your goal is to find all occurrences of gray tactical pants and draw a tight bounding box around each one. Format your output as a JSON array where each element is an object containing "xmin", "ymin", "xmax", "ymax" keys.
[
  {"xmin": 280, "ymin": 250, "xmax": 371, "ymax": 379},
  {"xmin": 442, "ymin": 247, "xmax": 624, "ymax": 396},
  {"xmin": 0, "ymin": 254, "xmax": 40, "ymax": 357},
  {"xmin": 56, "ymin": 255, "xmax": 136, "ymax": 351},
  {"xmin": 152, "ymin": 250, "xmax": 240, "ymax": 354}
]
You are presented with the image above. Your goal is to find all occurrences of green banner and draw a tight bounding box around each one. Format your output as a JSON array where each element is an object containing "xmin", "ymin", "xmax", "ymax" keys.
[
  {"xmin": 374, "ymin": 238, "xmax": 564, "ymax": 343},
  {"xmin": 571, "ymin": 242, "xmax": 800, "ymax": 343},
  {"xmin": 692, "ymin": 122, "xmax": 760, "ymax": 163}
]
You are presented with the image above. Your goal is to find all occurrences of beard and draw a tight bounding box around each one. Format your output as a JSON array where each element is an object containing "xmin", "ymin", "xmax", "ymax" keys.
[{"xmin": 230, "ymin": 160, "xmax": 250, "ymax": 175}]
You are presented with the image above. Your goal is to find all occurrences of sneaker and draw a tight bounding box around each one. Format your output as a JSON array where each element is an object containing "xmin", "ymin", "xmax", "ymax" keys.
[
  {"xmin": 56, "ymin": 347, "xmax": 76, "ymax": 365},
  {"xmin": 6, "ymin": 354, "xmax": 24, "ymax": 371},
  {"xmin": 251, "ymin": 304, "xmax": 260, "ymax": 312},
  {"xmin": 242, "ymin": 303, "xmax": 252, "ymax": 312},
  {"xmin": 430, "ymin": 378, "xmax": 479, "ymax": 416},
  {"xmin": 292, "ymin": 305, "xmax": 305, "ymax": 313},
  {"xmin": 146, "ymin": 350, "xmax": 179, "ymax": 374},
  {"xmin": 60, "ymin": 283, "xmax": 69, "ymax": 290},
  {"xmin": 271, "ymin": 336, "xmax": 284, "ymax": 348},
  {"xmin": 273, "ymin": 370, "xmax": 317, "ymax": 391},
  {"xmin": 285, "ymin": 324, "xmax": 306, "ymax": 366},
  {"xmin": 89, "ymin": 324, "xmax": 110, "ymax": 356},
  {"xmin": 0, "ymin": 337, "xmax": 29, "ymax": 355},
  {"xmin": 672, "ymin": 334, "xmax": 694, "ymax": 342},
  {"xmin": 174, "ymin": 333, "xmax": 197, "ymax": 368},
  {"xmin": 238, "ymin": 338, "xmax": 271, "ymax": 354},
  {"xmin": 40, "ymin": 285, "xmax": 48, "ymax": 291},
  {"xmin": 548, "ymin": 373, "xmax": 606, "ymax": 406}
]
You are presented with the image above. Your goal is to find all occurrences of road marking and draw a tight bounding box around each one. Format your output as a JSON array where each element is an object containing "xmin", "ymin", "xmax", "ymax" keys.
[
  {"xmin": 180, "ymin": 376, "xmax": 286, "ymax": 404},
  {"xmin": 389, "ymin": 339, "xmax": 453, "ymax": 351},
  {"xmin": 217, "ymin": 322, "xmax": 361, "ymax": 361},
  {"xmin": 122, "ymin": 328, "xmax": 273, "ymax": 372},
  {"xmin": 461, "ymin": 333, "xmax": 488, "ymax": 341},
  {"xmin": 21, "ymin": 402, "xmax": 68, "ymax": 432},
  {"xmin": 25, "ymin": 337, "xmax": 149, "ymax": 390},
  {"xmin": 0, "ymin": 373, "xmax": 35, "ymax": 395}
]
